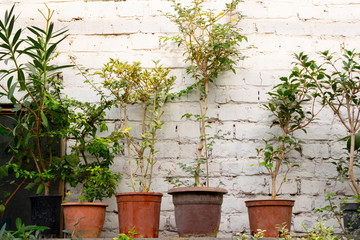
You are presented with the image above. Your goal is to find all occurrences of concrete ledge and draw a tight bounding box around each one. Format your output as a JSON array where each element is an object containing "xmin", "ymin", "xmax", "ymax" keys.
[{"xmin": 48, "ymin": 238, "xmax": 236, "ymax": 240}]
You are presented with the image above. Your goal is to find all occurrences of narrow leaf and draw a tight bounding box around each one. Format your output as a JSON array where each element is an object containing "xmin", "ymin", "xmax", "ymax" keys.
[
  {"xmin": 36, "ymin": 183, "xmax": 44, "ymax": 195},
  {"xmin": 41, "ymin": 111, "xmax": 49, "ymax": 130}
]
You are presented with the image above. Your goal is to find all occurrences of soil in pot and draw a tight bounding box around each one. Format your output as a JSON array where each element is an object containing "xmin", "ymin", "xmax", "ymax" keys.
[
  {"xmin": 30, "ymin": 195, "xmax": 62, "ymax": 237},
  {"xmin": 168, "ymin": 187, "xmax": 227, "ymax": 237},
  {"xmin": 116, "ymin": 192, "xmax": 163, "ymax": 238},
  {"xmin": 62, "ymin": 202, "xmax": 108, "ymax": 238},
  {"xmin": 245, "ymin": 199, "xmax": 295, "ymax": 238},
  {"xmin": 341, "ymin": 202, "xmax": 360, "ymax": 236}
]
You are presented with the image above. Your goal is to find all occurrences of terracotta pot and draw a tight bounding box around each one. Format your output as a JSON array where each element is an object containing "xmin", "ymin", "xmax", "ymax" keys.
[
  {"xmin": 61, "ymin": 202, "xmax": 108, "ymax": 238},
  {"xmin": 245, "ymin": 199, "xmax": 295, "ymax": 238},
  {"xmin": 168, "ymin": 187, "xmax": 227, "ymax": 237},
  {"xmin": 115, "ymin": 192, "xmax": 163, "ymax": 238}
]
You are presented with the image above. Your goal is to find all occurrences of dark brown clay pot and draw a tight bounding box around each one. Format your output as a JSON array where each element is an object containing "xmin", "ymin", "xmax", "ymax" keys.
[
  {"xmin": 245, "ymin": 199, "xmax": 295, "ymax": 238},
  {"xmin": 115, "ymin": 192, "xmax": 163, "ymax": 238},
  {"xmin": 168, "ymin": 187, "xmax": 227, "ymax": 237},
  {"xmin": 62, "ymin": 202, "xmax": 108, "ymax": 238}
]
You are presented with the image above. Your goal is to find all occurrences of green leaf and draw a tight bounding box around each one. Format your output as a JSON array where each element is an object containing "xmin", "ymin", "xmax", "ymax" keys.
[
  {"xmin": 64, "ymin": 154, "xmax": 80, "ymax": 166},
  {"xmin": 7, "ymin": 16, "xmax": 15, "ymax": 38},
  {"xmin": 41, "ymin": 111, "xmax": 49, "ymax": 130},
  {"xmin": 8, "ymin": 82, "xmax": 17, "ymax": 100},
  {"xmin": 347, "ymin": 133, "xmax": 360, "ymax": 152},
  {"xmin": 0, "ymin": 204, "xmax": 5, "ymax": 212},
  {"xmin": 6, "ymin": 75, "xmax": 13, "ymax": 90},
  {"xmin": 36, "ymin": 183, "xmax": 44, "ymax": 195},
  {"xmin": 2, "ymin": 191, "xmax": 10, "ymax": 197},
  {"xmin": 15, "ymin": 217, "xmax": 22, "ymax": 230},
  {"xmin": 0, "ymin": 165, "xmax": 8, "ymax": 178},
  {"xmin": 0, "ymin": 32, "xmax": 8, "ymax": 45},
  {"xmin": 24, "ymin": 182, "xmax": 36, "ymax": 190},
  {"xmin": 17, "ymin": 69, "xmax": 25, "ymax": 88},
  {"xmin": 79, "ymin": 195, "xmax": 87, "ymax": 201},
  {"xmin": 46, "ymin": 22, "xmax": 54, "ymax": 44},
  {"xmin": 45, "ymin": 43, "xmax": 57, "ymax": 62},
  {"xmin": 27, "ymin": 36, "xmax": 43, "ymax": 50},
  {"xmin": 11, "ymin": 28, "xmax": 22, "ymax": 47}
]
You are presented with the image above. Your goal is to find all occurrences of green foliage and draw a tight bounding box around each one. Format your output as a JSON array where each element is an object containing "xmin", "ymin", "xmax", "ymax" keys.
[
  {"xmin": 315, "ymin": 193, "xmax": 360, "ymax": 238},
  {"xmin": 94, "ymin": 60, "xmax": 175, "ymax": 192},
  {"xmin": 293, "ymin": 50, "xmax": 360, "ymax": 195},
  {"xmin": 62, "ymin": 217, "xmax": 84, "ymax": 239},
  {"xmin": 113, "ymin": 226, "xmax": 137, "ymax": 240},
  {"xmin": 0, "ymin": 218, "xmax": 48, "ymax": 240},
  {"xmin": 256, "ymin": 70, "xmax": 320, "ymax": 199},
  {"xmin": 238, "ymin": 222, "xmax": 345, "ymax": 240},
  {"xmin": 0, "ymin": 5, "xmax": 71, "ymax": 196},
  {"xmin": 166, "ymin": 129, "xmax": 230, "ymax": 187},
  {"xmin": 237, "ymin": 229, "xmax": 265, "ymax": 240},
  {"xmin": 302, "ymin": 222, "xmax": 346, "ymax": 240},
  {"xmin": 63, "ymin": 98, "xmax": 122, "ymax": 202},
  {"xmin": 162, "ymin": 0, "xmax": 247, "ymax": 187},
  {"xmin": 315, "ymin": 193, "xmax": 345, "ymax": 233}
]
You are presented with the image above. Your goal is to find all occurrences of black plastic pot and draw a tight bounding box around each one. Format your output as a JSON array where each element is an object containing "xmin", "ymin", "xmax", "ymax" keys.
[
  {"xmin": 0, "ymin": 217, "xmax": 10, "ymax": 230},
  {"xmin": 30, "ymin": 195, "xmax": 61, "ymax": 237},
  {"xmin": 341, "ymin": 202, "xmax": 360, "ymax": 235}
]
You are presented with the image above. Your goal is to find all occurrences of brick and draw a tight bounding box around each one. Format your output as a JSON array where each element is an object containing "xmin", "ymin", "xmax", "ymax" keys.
[
  {"xmin": 312, "ymin": 22, "xmax": 360, "ymax": 37},
  {"xmin": 236, "ymin": 176, "xmax": 269, "ymax": 195},
  {"xmin": 293, "ymin": 215, "xmax": 316, "ymax": 233},
  {"xmin": 301, "ymin": 179, "xmax": 329, "ymax": 195},
  {"xmin": 227, "ymin": 87, "xmax": 262, "ymax": 103},
  {"xmin": 235, "ymin": 122, "xmax": 270, "ymax": 140},
  {"xmin": 214, "ymin": 69, "xmax": 246, "ymax": 86},
  {"xmin": 229, "ymin": 214, "xmax": 249, "ymax": 233},
  {"xmin": 218, "ymin": 104, "xmax": 268, "ymax": 122},
  {"xmin": 293, "ymin": 196, "xmax": 315, "ymax": 213},
  {"xmin": 314, "ymin": 161, "xmax": 339, "ymax": 178},
  {"xmin": 239, "ymin": 2, "xmax": 268, "ymax": 19},
  {"xmin": 266, "ymin": 3, "xmax": 299, "ymax": 19},
  {"xmin": 302, "ymin": 143, "xmax": 330, "ymax": 159},
  {"xmin": 130, "ymin": 33, "xmax": 160, "ymax": 50},
  {"xmin": 241, "ymin": 52, "xmax": 294, "ymax": 71},
  {"xmin": 63, "ymin": 86, "xmax": 101, "ymax": 102},
  {"xmin": 221, "ymin": 161, "xmax": 243, "ymax": 176},
  {"xmin": 297, "ymin": 5, "xmax": 329, "ymax": 21},
  {"xmin": 62, "ymin": 35, "xmax": 130, "ymax": 53},
  {"xmin": 223, "ymin": 196, "xmax": 247, "ymax": 213}
]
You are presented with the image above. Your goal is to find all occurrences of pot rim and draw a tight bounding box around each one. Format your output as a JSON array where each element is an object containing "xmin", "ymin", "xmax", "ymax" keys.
[
  {"xmin": 115, "ymin": 192, "xmax": 163, "ymax": 197},
  {"xmin": 29, "ymin": 195, "xmax": 62, "ymax": 198},
  {"xmin": 341, "ymin": 202, "xmax": 360, "ymax": 211},
  {"xmin": 245, "ymin": 199, "xmax": 295, "ymax": 207},
  {"xmin": 168, "ymin": 186, "xmax": 228, "ymax": 195},
  {"xmin": 61, "ymin": 202, "xmax": 108, "ymax": 207}
]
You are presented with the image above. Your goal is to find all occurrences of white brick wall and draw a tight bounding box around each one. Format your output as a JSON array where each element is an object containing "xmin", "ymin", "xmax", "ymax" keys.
[{"xmin": 2, "ymin": 0, "xmax": 359, "ymax": 237}]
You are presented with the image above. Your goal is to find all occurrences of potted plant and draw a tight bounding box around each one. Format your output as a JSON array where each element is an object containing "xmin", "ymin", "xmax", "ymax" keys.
[
  {"xmin": 162, "ymin": 0, "xmax": 247, "ymax": 237},
  {"xmin": 293, "ymin": 50, "xmax": 360, "ymax": 236},
  {"xmin": 0, "ymin": 5, "xmax": 71, "ymax": 236},
  {"xmin": 246, "ymin": 66, "xmax": 322, "ymax": 237},
  {"xmin": 61, "ymin": 99, "xmax": 122, "ymax": 239},
  {"xmin": 95, "ymin": 60, "xmax": 176, "ymax": 238}
]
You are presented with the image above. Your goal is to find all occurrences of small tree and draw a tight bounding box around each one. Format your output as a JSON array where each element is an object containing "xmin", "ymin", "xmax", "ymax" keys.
[
  {"xmin": 95, "ymin": 60, "xmax": 176, "ymax": 192},
  {"xmin": 62, "ymin": 99, "xmax": 122, "ymax": 202},
  {"xmin": 162, "ymin": 0, "xmax": 247, "ymax": 187},
  {"xmin": 0, "ymin": 5, "xmax": 71, "ymax": 199},
  {"xmin": 257, "ymin": 71, "xmax": 322, "ymax": 199},
  {"xmin": 294, "ymin": 50, "xmax": 360, "ymax": 196}
]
